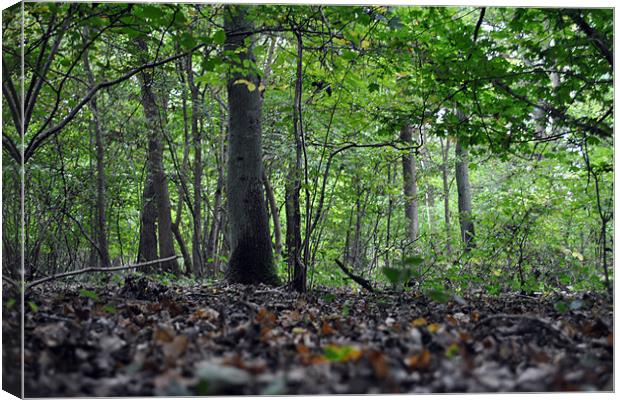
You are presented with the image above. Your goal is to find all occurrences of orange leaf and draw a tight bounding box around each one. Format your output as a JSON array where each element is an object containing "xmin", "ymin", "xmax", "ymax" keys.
[
  {"xmin": 368, "ymin": 350, "xmax": 388, "ymax": 379},
  {"xmin": 296, "ymin": 344, "xmax": 310, "ymax": 354},
  {"xmin": 321, "ymin": 320, "xmax": 334, "ymax": 335},
  {"xmin": 445, "ymin": 315, "xmax": 458, "ymax": 326},
  {"xmin": 153, "ymin": 327, "xmax": 174, "ymax": 343},
  {"xmin": 256, "ymin": 307, "xmax": 277, "ymax": 326},
  {"xmin": 405, "ymin": 349, "xmax": 431, "ymax": 371}
]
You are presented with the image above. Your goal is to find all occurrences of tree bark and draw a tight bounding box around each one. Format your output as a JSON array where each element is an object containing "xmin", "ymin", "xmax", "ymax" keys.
[
  {"xmin": 455, "ymin": 136, "xmax": 475, "ymax": 251},
  {"xmin": 224, "ymin": 5, "xmax": 278, "ymax": 285},
  {"xmin": 186, "ymin": 52, "xmax": 203, "ymax": 276},
  {"xmin": 136, "ymin": 37, "xmax": 179, "ymax": 273},
  {"xmin": 287, "ymin": 30, "xmax": 306, "ymax": 292},
  {"xmin": 263, "ymin": 171, "xmax": 282, "ymax": 258},
  {"xmin": 137, "ymin": 177, "xmax": 158, "ymax": 264},
  {"xmin": 439, "ymin": 137, "xmax": 452, "ymax": 256},
  {"xmin": 82, "ymin": 26, "xmax": 110, "ymax": 269},
  {"xmin": 400, "ymin": 124, "xmax": 419, "ymax": 245}
]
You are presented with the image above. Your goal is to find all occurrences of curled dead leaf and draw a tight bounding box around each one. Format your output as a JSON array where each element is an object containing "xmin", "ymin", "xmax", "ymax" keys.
[{"xmin": 405, "ymin": 348, "xmax": 431, "ymax": 371}]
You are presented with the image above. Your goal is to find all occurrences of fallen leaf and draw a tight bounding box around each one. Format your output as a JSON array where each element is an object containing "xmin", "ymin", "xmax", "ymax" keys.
[
  {"xmin": 321, "ymin": 320, "xmax": 334, "ymax": 335},
  {"xmin": 163, "ymin": 335, "xmax": 189, "ymax": 364},
  {"xmin": 405, "ymin": 349, "xmax": 431, "ymax": 371},
  {"xmin": 368, "ymin": 350, "xmax": 388, "ymax": 378},
  {"xmin": 412, "ymin": 317, "xmax": 427, "ymax": 327}
]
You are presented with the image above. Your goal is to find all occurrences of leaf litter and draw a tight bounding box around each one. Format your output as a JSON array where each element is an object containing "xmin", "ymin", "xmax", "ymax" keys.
[{"xmin": 5, "ymin": 276, "xmax": 612, "ymax": 396}]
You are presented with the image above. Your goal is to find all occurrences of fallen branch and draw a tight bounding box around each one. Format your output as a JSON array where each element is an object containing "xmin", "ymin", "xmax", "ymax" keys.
[
  {"xmin": 334, "ymin": 259, "xmax": 375, "ymax": 293},
  {"xmin": 26, "ymin": 255, "xmax": 180, "ymax": 290},
  {"xmin": 475, "ymin": 313, "xmax": 575, "ymax": 345}
]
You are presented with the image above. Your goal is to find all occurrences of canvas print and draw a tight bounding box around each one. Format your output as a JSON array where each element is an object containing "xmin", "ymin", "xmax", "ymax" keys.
[{"xmin": 1, "ymin": 1, "xmax": 614, "ymax": 397}]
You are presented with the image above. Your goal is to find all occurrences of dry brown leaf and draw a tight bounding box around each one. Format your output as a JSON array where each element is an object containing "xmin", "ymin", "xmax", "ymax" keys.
[
  {"xmin": 405, "ymin": 348, "xmax": 431, "ymax": 371},
  {"xmin": 412, "ymin": 317, "xmax": 427, "ymax": 327},
  {"xmin": 445, "ymin": 315, "xmax": 458, "ymax": 326},
  {"xmin": 321, "ymin": 320, "xmax": 334, "ymax": 335},
  {"xmin": 256, "ymin": 307, "xmax": 277, "ymax": 326},
  {"xmin": 368, "ymin": 350, "xmax": 388, "ymax": 379},
  {"xmin": 153, "ymin": 326, "xmax": 175, "ymax": 343},
  {"xmin": 163, "ymin": 335, "xmax": 189, "ymax": 363}
]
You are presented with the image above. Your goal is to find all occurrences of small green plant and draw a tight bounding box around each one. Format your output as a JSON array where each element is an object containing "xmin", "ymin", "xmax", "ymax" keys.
[{"xmin": 79, "ymin": 289, "xmax": 99, "ymax": 301}]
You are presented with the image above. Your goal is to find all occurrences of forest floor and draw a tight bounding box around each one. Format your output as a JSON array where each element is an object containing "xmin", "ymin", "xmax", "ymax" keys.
[{"xmin": 4, "ymin": 276, "xmax": 613, "ymax": 396}]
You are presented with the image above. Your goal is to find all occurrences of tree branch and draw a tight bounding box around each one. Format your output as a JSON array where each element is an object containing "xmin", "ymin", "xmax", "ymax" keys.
[
  {"xmin": 25, "ymin": 255, "xmax": 180, "ymax": 290},
  {"xmin": 334, "ymin": 259, "xmax": 375, "ymax": 293}
]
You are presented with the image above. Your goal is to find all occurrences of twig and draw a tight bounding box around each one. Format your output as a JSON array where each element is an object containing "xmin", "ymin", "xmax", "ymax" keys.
[
  {"xmin": 334, "ymin": 259, "xmax": 375, "ymax": 293},
  {"xmin": 26, "ymin": 255, "xmax": 180, "ymax": 290}
]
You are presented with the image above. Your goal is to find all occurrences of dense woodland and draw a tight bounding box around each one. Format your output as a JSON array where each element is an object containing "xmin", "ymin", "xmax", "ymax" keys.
[{"xmin": 1, "ymin": 3, "xmax": 614, "ymax": 396}]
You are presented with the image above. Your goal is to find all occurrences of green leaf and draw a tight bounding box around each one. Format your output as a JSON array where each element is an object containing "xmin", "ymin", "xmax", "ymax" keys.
[
  {"xmin": 102, "ymin": 304, "xmax": 116, "ymax": 313},
  {"xmin": 368, "ymin": 82, "xmax": 380, "ymax": 92},
  {"xmin": 179, "ymin": 32, "xmax": 196, "ymax": 50},
  {"xmin": 382, "ymin": 267, "xmax": 401, "ymax": 284},
  {"xmin": 5, "ymin": 298, "xmax": 16, "ymax": 310},
  {"xmin": 554, "ymin": 301, "xmax": 569, "ymax": 313},
  {"xmin": 426, "ymin": 289, "xmax": 450, "ymax": 303},
  {"xmin": 79, "ymin": 289, "xmax": 99, "ymax": 301},
  {"xmin": 213, "ymin": 30, "xmax": 226, "ymax": 45},
  {"xmin": 139, "ymin": 5, "xmax": 164, "ymax": 20},
  {"xmin": 28, "ymin": 301, "xmax": 39, "ymax": 312},
  {"xmin": 403, "ymin": 255, "xmax": 424, "ymax": 266}
]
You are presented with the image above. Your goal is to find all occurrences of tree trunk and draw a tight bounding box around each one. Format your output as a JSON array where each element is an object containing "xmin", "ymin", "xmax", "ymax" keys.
[
  {"xmin": 137, "ymin": 177, "xmax": 158, "ymax": 263},
  {"xmin": 82, "ymin": 26, "xmax": 110, "ymax": 269},
  {"xmin": 287, "ymin": 30, "xmax": 306, "ymax": 292},
  {"xmin": 223, "ymin": 5, "xmax": 278, "ymax": 285},
  {"xmin": 136, "ymin": 37, "xmax": 179, "ymax": 273},
  {"xmin": 263, "ymin": 171, "xmax": 282, "ymax": 258},
  {"xmin": 439, "ymin": 137, "xmax": 452, "ymax": 256},
  {"xmin": 186, "ymin": 52, "xmax": 203, "ymax": 276},
  {"xmin": 455, "ymin": 137, "xmax": 475, "ymax": 251},
  {"xmin": 400, "ymin": 124, "xmax": 419, "ymax": 245}
]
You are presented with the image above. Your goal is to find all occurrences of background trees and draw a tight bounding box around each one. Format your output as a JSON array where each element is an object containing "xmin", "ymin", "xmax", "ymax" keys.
[{"xmin": 2, "ymin": 4, "xmax": 613, "ymax": 294}]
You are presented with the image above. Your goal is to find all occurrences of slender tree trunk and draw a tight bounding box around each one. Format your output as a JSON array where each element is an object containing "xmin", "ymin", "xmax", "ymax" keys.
[
  {"xmin": 384, "ymin": 164, "xmax": 393, "ymax": 269},
  {"xmin": 224, "ymin": 5, "xmax": 278, "ymax": 285},
  {"xmin": 455, "ymin": 137, "xmax": 475, "ymax": 251},
  {"xmin": 419, "ymin": 133, "xmax": 437, "ymax": 253},
  {"xmin": 439, "ymin": 137, "xmax": 452, "ymax": 256},
  {"xmin": 263, "ymin": 171, "xmax": 282, "ymax": 258},
  {"xmin": 400, "ymin": 124, "xmax": 419, "ymax": 245},
  {"xmin": 287, "ymin": 30, "xmax": 306, "ymax": 292},
  {"xmin": 136, "ymin": 37, "xmax": 179, "ymax": 273},
  {"xmin": 82, "ymin": 26, "xmax": 110, "ymax": 268},
  {"xmin": 205, "ymin": 102, "xmax": 227, "ymax": 276},
  {"xmin": 186, "ymin": 52, "xmax": 203, "ymax": 276}
]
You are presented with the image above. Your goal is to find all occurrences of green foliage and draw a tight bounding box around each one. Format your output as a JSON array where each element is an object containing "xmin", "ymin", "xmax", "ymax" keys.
[
  {"xmin": 79, "ymin": 289, "xmax": 99, "ymax": 301},
  {"xmin": 3, "ymin": 4, "xmax": 611, "ymax": 297}
]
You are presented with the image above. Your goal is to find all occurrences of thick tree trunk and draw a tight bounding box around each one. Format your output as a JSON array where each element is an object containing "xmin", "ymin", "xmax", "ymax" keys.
[
  {"xmin": 82, "ymin": 26, "xmax": 110, "ymax": 269},
  {"xmin": 400, "ymin": 124, "xmax": 419, "ymax": 244},
  {"xmin": 137, "ymin": 177, "xmax": 158, "ymax": 264},
  {"xmin": 439, "ymin": 137, "xmax": 452, "ymax": 256},
  {"xmin": 224, "ymin": 6, "xmax": 278, "ymax": 285},
  {"xmin": 136, "ymin": 37, "xmax": 179, "ymax": 273},
  {"xmin": 186, "ymin": 52, "xmax": 203, "ymax": 276},
  {"xmin": 455, "ymin": 137, "xmax": 475, "ymax": 251}
]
